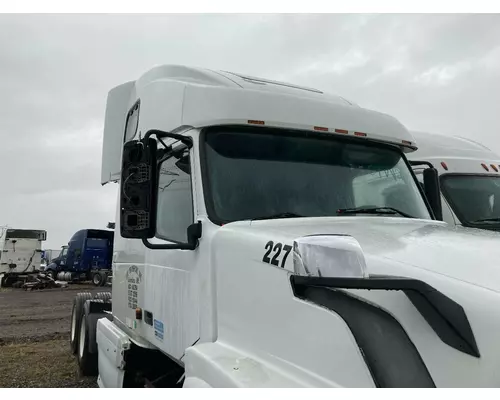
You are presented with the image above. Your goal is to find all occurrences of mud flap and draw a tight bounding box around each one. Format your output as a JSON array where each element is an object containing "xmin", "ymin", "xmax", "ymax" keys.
[
  {"xmin": 96, "ymin": 318, "xmax": 131, "ymax": 388},
  {"xmin": 84, "ymin": 300, "xmax": 112, "ymax": 355}
]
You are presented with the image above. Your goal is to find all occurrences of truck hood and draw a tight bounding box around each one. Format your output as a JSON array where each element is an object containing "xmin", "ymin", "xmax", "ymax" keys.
[{"xmin": 231, "ymin": 217, "xmax": 500, "ymax": 292}]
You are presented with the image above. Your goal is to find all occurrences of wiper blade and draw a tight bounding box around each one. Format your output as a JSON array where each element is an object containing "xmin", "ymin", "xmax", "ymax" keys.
[
  {"xmin": 472, "ymin": 217, "xmax": 500, "ymax": 223},
  {"xmin": 251, "ymin": 212, "xmax": 304, "ymax": 221},
  {"xmin": 337, "ymin": 207, "xmax": 414, "ymax": 218}
]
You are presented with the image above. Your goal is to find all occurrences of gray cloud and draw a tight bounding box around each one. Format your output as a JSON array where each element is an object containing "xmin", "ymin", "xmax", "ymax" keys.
[{"xmin": 0, "ymin": 13, "xmax": 499, "ymax": 247}]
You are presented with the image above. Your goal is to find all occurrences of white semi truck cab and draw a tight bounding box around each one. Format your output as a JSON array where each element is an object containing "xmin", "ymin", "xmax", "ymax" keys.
[
  {"xmin": 0, "ymin": 228, "xmax": 47, "ymax": 287},
  {"xmin": 408, "ymin": 130, "xmax": 500, "ymax": 232},
  {"xmin": 70, "ymin": 65, "xmax": 500, "ymax": 388}
]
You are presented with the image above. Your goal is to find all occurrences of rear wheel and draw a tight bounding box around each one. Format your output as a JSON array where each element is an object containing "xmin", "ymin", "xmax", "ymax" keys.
[
  {"xmin": 99, "ymin": 271, "xmax": 108, "ymax": 287},
  {"xmin": 94, "ymin": 291, "xmax": 112, "ymax": 302},
  {"xmin": 77, "ymin": 300, "xmax": 106, "ymax": 377},
  {"xmin": 70, "ymin": 292, "xmax": 93, "ymax": 354},
  {"xmin": 78, "ymin": 313, "xmax": 98, "ymax": 376},
  {"xmin": 92, "ymin": 271, "xmax": 103, "ymax": 287}
]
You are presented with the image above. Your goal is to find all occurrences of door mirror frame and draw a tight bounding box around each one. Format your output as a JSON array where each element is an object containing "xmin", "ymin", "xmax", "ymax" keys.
[
  {"xmin": 409, "ymin": 161, "xmax": 443, "ymax": 221},
  {"xmin": 423, "ymin": 167, "xmax": 443, "ymax": 221},
  {"xmin": 119, "ymin": 129, "xmax": 201, "ymax": 250}
]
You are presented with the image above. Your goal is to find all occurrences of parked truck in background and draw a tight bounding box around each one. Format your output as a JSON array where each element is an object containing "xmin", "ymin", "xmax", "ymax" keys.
[
  {"xmin": 0, "ymin": 227, "xmax": 47, "ymax": 287},
  {"xmin": 41, "ymin": 247, "xmax": 65, "ymax": 268},
  {"xmin": 45, "ymin": 229, "xmax": 113, "ymax": 286},
  {"xmin": 408, "ymin": 130, "xmax": 500, "ymax": 232},
  {"xmin": 70, "ymin": 65, "xmax": 500, "ymax": 387},
  {"xmin": 41, "ymin": 245, "xmax": 68, "ymax": 275}
]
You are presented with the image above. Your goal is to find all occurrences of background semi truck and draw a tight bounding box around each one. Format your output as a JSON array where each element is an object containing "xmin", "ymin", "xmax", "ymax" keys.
[
  {"xmin": 409, "ymin": 130, "xmax": 500, "ymax": 232},
  {"xmin": 45, "ymin": 229, "xmax": 113, "ymax": 286},
  {"xmin": 0, "ymin": 227, "xmax": 47, "ymax": 287},
  {"xmin": 70, "ymin": 65, "xmax": 500, "ymax": 388}
]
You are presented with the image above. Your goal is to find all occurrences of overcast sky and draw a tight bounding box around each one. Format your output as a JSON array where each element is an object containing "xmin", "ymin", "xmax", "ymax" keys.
[{"xmin": 1, "ymin": 13, "xmax": 499, "ymax": 248}]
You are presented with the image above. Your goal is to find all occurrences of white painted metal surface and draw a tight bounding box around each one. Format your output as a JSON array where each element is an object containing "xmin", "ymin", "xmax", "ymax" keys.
[
  {"xmin": 198, "ymin": 217, "xmax": 500, "ymax": 387},
  {"xmin": 409, "ymin": 130, "xmax": 499, "ymax": 174},
  {"xmin": 96, "ymin": 318, "xmax": 130, "ymax": 388}
]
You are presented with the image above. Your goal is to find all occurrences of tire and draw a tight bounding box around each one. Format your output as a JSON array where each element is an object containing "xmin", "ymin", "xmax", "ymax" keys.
[
  {"xmin": 1, "ymin": 275, "xmax": 17, "ymax": 288},
  {"xmin": 78, "ymin": 312, "xmax": 98, "ymax": 376},
  {"xmin": 91, "ymin": 271, "xmax": 103, "ymax": 287},
  {"xmin": 46, "ymin": 270, "xmax": 56, "ymax": 280},
  {"xmin": 94, "ymin": 291, "xmax": 112, "ymax": 302},
  {"xmin": 70, "ymin": 292, "xmax": 93, "ymax": 355},
  {"xmin": 99, "ymin": 271, "xmax": 108, "ymax": 287},
  {"xmin": 12, "ymin": 281, "xmax": 23, "ymax": 289},
  {"xmin": 78, "ymin": 299, "xmax": 106, "ymax": 376}
]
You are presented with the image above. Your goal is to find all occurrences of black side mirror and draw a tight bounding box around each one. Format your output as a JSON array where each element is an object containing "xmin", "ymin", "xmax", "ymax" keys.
[
  {"xmin": 120, "ymin": 138, "xmax": 158, "ymax": 239},
  {"xmin": 120, "ymin": 129, "xmax": 201, "ymax": 250},
  {"xmin": 423, "ymin": 168, "xmax": 443, "ymax": 221}
]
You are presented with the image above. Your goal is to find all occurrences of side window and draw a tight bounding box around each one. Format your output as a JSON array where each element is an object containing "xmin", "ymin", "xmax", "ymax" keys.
[
  {"xmin": 124, "ymin": 101, "xmax": 140, "ymax": 142},
  {"xmin": 74, "ymin": 248, "xmax": 82, "ymax": 259},
  {"xmin": 156, "ymin": 147, "xmax": 194, "ymax": 243}
]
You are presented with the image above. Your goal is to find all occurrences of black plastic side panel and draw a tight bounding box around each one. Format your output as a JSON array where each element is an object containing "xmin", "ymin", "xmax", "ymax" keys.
[
  {"xmin": 297, "ymin": 286, "xmax": 436, "ymax": 388},
  {"xmin": 292, "ymin": 276, "xmax": 480, "ymax": 358},
  {"xmin": 405, "ymin": 290, "xmax": 479, "ymax": 358}
]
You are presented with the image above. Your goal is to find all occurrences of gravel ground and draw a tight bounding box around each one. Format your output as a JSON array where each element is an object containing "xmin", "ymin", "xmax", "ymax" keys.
[{"xmin": 0, "ymin": 284, "xmax": 108, "ymax": 388}]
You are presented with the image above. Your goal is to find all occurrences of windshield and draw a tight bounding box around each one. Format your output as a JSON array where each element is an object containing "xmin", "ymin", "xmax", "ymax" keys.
[
  {"xmin": 441, "ymin": 174, "xmax": 500, "ymax": 225},
  {"xmin": 203, "ymin": 127, "xmax": 431, "ymax": 222},
  {"xmin": 86, "ymin": 238, "xmax": 109, "ymax": 249}
]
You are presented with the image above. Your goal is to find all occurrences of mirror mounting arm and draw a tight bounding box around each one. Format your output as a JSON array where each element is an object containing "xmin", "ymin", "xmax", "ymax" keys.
[
  {"xmin": 144, "ymin": 129, "xmax": 194, "ymax": 148},
  {"xmin": 409, "ymin": 160, "xmax": 435, "ymax": 169}
]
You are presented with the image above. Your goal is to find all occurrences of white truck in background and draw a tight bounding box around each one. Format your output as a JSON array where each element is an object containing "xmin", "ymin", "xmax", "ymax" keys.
[
  {"xmin": 40, "ymin": 248, "xmax": 63, "ymax": 268},
  {"xmin": 69, "ymin": 65, "xmax": 500, "ymax": 388},
  {"xmin": 408, "ymin": 130, "xmax": 500, "ymax": 232},
  {"xmin": 0, "ymin": 227, "xmax": 47, "ymax": 287}
]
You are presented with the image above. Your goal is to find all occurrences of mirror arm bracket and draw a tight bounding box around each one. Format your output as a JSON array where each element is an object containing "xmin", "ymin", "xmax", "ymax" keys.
[
  {"xmin": 409, "ymin": 160, "xmax": 435, "ymax": 169},
  {"xmin": 141, "ymin": 238, "xmax": 197, "ymax": 251},
  {"xmin": 144, "ymin": 129, "xmax": 194, "ymax": 148}
]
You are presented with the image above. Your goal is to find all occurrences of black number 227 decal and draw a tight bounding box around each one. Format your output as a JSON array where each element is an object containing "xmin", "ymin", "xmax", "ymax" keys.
[{"xmin": 262, "ymin": 241, "xmax": 292, "ymax": 268}]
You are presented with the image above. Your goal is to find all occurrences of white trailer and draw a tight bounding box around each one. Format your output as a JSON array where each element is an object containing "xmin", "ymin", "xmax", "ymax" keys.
[
  {"xmin": 408, "ymin": 130, "xmax": 500, "ymax": 232},
  {"xmin": 70, "ymin": 65, "xmax": 500, "ymax": 388},
  {"xmin": 0, "ymin": 227, "xmax": 47, "ymax": 287}
]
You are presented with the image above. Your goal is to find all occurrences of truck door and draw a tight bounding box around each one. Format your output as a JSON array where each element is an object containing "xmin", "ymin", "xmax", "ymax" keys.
[
  {"xmin": 148, "ymin": 144, "xmax": 200, "ymax": 358},
  {"xmin": 114, "ymin": 141, "xmax": 200, "ymax": 360},
  {"xmin": 59, "ymin": 246, "xmax": 68, "ymax": 267}
]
